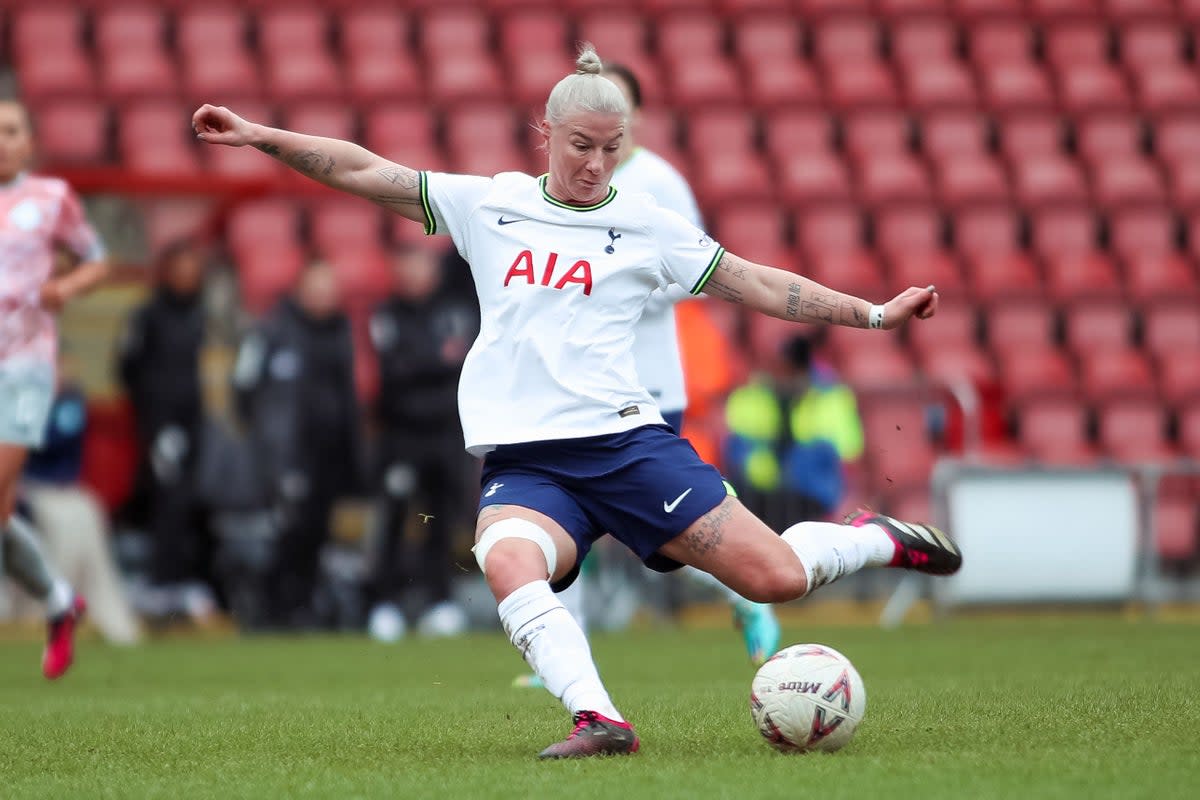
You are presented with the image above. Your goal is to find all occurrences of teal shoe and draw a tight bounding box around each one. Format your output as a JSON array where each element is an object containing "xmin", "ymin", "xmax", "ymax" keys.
[{"xmin": 733, "ymin": 600, "xmax": 780, "ymax": 667}]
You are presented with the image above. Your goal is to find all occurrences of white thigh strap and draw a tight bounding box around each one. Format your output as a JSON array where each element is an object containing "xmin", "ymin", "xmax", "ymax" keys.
[{"xmin": 472, "ymin": 518, "xmax": 558, "ymax": 579}]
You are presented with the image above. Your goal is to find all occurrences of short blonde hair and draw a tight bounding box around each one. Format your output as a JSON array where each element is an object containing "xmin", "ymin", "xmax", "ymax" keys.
[{"xmin": 544, "ymin": 44, "xmax": 629, "ymax": 126}]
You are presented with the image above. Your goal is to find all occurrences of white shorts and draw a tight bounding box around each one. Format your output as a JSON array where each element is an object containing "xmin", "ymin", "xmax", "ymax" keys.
[{"xmin": 0, "ymin": 359, "xmax": 55, "ymax": 449}]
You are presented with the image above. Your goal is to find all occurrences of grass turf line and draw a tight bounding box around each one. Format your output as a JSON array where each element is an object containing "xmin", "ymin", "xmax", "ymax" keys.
[{"xmin": 1, "ymin": 618, "xmax": 1198, "ymax": 800}]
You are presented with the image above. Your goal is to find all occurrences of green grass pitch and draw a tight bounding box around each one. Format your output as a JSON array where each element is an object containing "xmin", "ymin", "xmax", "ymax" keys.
[{"xmin": 2, "ymin": 617, "xmax": 1198, "ymax": 799}]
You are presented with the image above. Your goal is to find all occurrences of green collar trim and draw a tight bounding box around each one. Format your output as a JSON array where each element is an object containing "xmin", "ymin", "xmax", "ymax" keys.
[{"xmin": 539, "ymin": 174, "xmax": 617, "ymax": 211}]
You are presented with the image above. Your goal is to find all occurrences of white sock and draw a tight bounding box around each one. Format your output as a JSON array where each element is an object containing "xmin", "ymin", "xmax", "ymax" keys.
[
  {"xmin": 556, "ymin": 576, "xmax": 587, "ymax": 632},
  {"xmin": 685, "ymin": 566, "xmax": 746, "ymax": 604},
  {"xmin": 497, "ymin": 580, "xmax": 623, "ymax": 721},
  {"xmin": 47, "ymin": 578, "xmax": 74, "ymax": 619},
  {"xmin": 781, "ymin": 521, "xmax": 896, "ymax": 596}
]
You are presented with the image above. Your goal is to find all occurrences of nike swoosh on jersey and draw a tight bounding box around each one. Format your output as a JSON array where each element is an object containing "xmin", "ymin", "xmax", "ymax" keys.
[
  {"xmin": 663, "ymin": 488, "xmax": 693, "ymax": 513},
  {"xmin": 497, "ymin": 216, "xmax": 528, "ymax": 225}
]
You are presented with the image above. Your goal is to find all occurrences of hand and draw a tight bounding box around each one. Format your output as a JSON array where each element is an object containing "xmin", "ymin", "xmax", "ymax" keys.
[
  {"xmin": 38, "ymin": 280, "xmax": 69, "ymax": 312},
  {"xmin": 881, "ymin": 285, "xmax": 939, "ymax": 330},
  {"xmin": 192, "ymin": 104, "xmax": 255, "ymax": 147}
]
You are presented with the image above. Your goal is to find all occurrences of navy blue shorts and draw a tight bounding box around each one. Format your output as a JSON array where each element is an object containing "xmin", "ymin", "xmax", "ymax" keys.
[{"xmin": 478, "ymin": 425, "xmax": 729, "ymax": 591}]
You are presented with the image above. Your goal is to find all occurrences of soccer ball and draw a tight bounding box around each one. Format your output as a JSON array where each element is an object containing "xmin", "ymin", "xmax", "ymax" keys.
[{"xmin": 749, "ymin": 643, "xmax": 867, "ymax": 753}]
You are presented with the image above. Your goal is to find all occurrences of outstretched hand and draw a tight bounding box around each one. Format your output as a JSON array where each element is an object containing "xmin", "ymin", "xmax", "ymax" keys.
[
  {"xmin": 192, "ymin": 105, "xmax": 254, "ymax": 147},
  {"xmin": 881, "ymin": 285, "xmax": 939, "ymax": 330}
]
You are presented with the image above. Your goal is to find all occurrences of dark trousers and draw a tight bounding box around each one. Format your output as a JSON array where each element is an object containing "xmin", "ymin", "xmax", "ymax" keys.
[
  {"xmin": 136, "ymin": 420, "xmax": 210, "ymax": 586},
  {"xmin": 371, "ymin": 426, "xmax": 473, "ymax": 611},
  {"xmin": 268, "ymin": 467, "xmax": 340, "ymax": 625}
]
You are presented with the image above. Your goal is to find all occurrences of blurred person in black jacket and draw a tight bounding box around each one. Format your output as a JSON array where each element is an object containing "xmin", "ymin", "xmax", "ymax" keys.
[
  {"xmin": 117, "ymin": 238, "xmax": 214, "ymax": 615},
  {"xmin": 366, "ymin": 245, "xmax": 479, "ymax": 640},
  {"xmin": 231, "ymin": 259, "xmax": 362, "ymax": 627}
]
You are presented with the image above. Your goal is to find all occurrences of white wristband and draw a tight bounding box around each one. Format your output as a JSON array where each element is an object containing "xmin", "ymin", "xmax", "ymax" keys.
[{"xmin": 868, "ymin": 304, "xmax": 885, "ymax": 329}]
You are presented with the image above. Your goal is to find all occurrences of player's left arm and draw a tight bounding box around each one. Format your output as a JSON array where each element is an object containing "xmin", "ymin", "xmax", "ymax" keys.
[
  {"xmin": 41, "ymin": 188, "xmax": 110, "ymax": 312},
  {"xmin": 702, "ymin": 251, "xmax": 938, "ymax": 330}
]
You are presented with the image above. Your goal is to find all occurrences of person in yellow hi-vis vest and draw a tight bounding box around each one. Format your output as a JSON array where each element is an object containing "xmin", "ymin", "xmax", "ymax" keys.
[{"xmin": 724, "ymin": 335, "xmax": 863, "ymax": 531}]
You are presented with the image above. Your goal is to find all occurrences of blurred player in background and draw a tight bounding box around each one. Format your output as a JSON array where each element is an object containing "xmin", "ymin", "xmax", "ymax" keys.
[
  {"xmin": 367, "ymin": 244, "xmax": 478, "ymax": 641},
  {"xmin": 193, "ymin": 45, "xmax": 956, "ymax": 758},
  {"xmin": 0, "ymin": 97, "xmax": 107, "ymax": 678},
  {"xmin": 231, "ymin": 260, "xmax": 363, "ymax": 628}
]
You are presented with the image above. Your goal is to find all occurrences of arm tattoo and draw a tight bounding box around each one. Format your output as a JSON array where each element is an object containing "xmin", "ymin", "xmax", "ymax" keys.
[
  {"xmin": 376, "ymin": 166, "xmax": 418, "ymax": 189},
  {"xmin": 839, "ymin": 301, "xmax": 867, "ymax": 327},
  {"xmin": 286, "ymin": 149, "xmax": 336, "ymax": 176},
  {"xmin": 785, "ymin": 282, "xmax": 802, "ymax": 318},
  {"xmin": 253, "ymin": 143, "xmax": 281, "ymax": 157},
  {"xmin": 800, "ymin": 301, "xmax": 835, "ymax": 322},
  {"xmin": 682, "ymin": 497, "xmax": 733, "ymax": 557},
  {"xmin": 704, "ymin": 253, "xmax": 747, "ymax": 304},
  {"xmin": 369, "ymin": 194, "xmax": 420, "ymax": 209}
]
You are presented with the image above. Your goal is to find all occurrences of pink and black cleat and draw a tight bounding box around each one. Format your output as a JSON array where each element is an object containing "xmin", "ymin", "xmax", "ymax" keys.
[
  {"xmin": 43, "ymin": 594, "xmax": 86, "ymax": 680},
  {"xmin": 538, "ymin": 711, "xmax": 640, "ymax": 759},
  {"xmin": 846, "ymin": 510, "xmax": 963, "ymax": 576}
]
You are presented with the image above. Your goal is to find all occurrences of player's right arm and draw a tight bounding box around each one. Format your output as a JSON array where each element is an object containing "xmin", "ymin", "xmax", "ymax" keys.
[{"xmin": 191, "ymin": 104, "xmax": 427, "ymax": 225}]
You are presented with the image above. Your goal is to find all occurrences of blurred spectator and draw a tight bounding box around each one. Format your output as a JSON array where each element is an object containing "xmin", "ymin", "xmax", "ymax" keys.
[
  {"xmin": 14, "ymin": 359, "xmax": 141, "ymax": 644},
  {"xmin": 231, "ymin": 260, "xmax": 363, "ymax": 628},
  {"xmin": 116, "ymin": 238, "xmax": 215, "ymax": 619},
  {"xmin": 723, "ymin": 335, "xmax": 864, "ymax": 530},
  {"xmin": 366, "ymin": 245, "xmax": 479, "ymax": 641}
]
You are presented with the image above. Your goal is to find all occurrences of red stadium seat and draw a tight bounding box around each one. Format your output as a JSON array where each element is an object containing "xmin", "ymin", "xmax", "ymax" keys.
[
  {"xmin": 839, "ymin": 346, "xmax": 918, "ymax": 391},
  {"xmin": 764, "ymin": 110, "xmax": 835, "ymax": 161},
  {"xmin": 985, "ymin": 298, "xmax": 1057, "ymax": 352},
  {"xmin": 29, "ymin": 100, "xmax": 109, "ymax": 165},
  {"xmin": 1056, "ymin": 63, "xmax": 1133, "ymax": 114},
  {"xmin": 180, "ymin": 48, "xmax": 260, "ymax": 101},
  {"xmin": 964, "ymin": 252, "xmax": 1043, "ymax": 300},
  {"xmin": 1107, "ymin": 0, "xmax": 1176, "ymax": 21},
  {"xmin": 803, "ymin": 250, "xmax": 887, "ymax": 297},
  {"xmin": 1027, "ymin": 0, "xmax": 1103, "ymax": 18},
  {"xmin": 14, "ymin": 49, "xmax": 95, "ymax": 101},
  {"xmin": 916, "ymin": 342, "xmax": 997, "ymax": 387},
  {"xmin": 980, "ymin": 62, "xmax": 1056, "ymax": 112},
  {"xmin": 262, "ymin": 50, "xmax": 343, "ymax": 102},
  {"xmin": 813, "ymin": 17, "xmax": 881, "ymax": 63},
  {"xmin": 508, "ymin": 50, "xmax": 575, "ymax": 108},
  {"xmin": 328, "ymin": 247, "xmax": 392, "ymax": 301},
  {"xmin": 920, "ymin": 111, "xmax": 991, "ymax": 160},
  {"xmin": 344, "ymin": 51, "xmax": 422, "ymax": 104},
  {"xmin": 1012, "ymin": 155, "xmax": 1089, "ymax": 207},
  {"xmin": 1075, "ymin": 114, "xmax": 1144, "ymax": 164},
  {"xmin": 658, "ymin": 13, "xmax": 725, "ymax": 60},
  {"xmin": 1090, "ymin": 155, "xmax": 1166, "ymax": 208},
  {"xmin": 364, "ymin": 106, "xmax": 438, "ymax": 162},
  {"xmin": 237, "ymin": 244, "xmax": 306, "ymax": 316},
  {"xmin": 1062, "ymin": 298, "xmax": 1134, "ymax": 351},
  {"xmin": 227, "ymin": 199, "xmax": 302, "ymax": 255},
  {"xmin": 856, "ymin": 155, "xmax": 934, "ymax": 206},
  {"xmin": 692, "ymin": 151, "xmax": 774, "ymax": 206},
  {"xmin": 968, "ymin": 19, "xmax": 1035, "ymax": 66},
  {"xmin": 997, "ymin": 114, "xmax": 1064, "ymax": 160},
  {"xmin": 421, "ymin": 8, "xmax": 490, "ymax": 56},
  {"xmin": 936, "ymin": 155, "xmax": 1011, "ymax": 205},
  {"xmin": 498, "ymin": 10, "xmax": 568, "ymax": 58},
  {"xmin": 1110, "ymin": 206, "xmax": 1179, "ymax": 260},
  {"xmin": 1179, "ymin": 400, "xmax": 1200, "ymax": 457},
  {"xmin": 340, "ymin": 6, "xmax": 410, "ymax": 54},
  {"xmin": 283, "ymin": 104, "xmax": 358, "ymax": 144},
  {"xmin": 664, "ymin": 57, "xmax": 744, "ymax": 107},
  {"xmin": 119, "ymin": 101, "xmax": 200, "ymax": 174},
  {"xmin": 1043, "ymin": 22, "xmax": 1112, "ymax": 68},
  {"xmin": 632, "ymin": 107, "xmax": 683, "ymax": 165},
  {"xmin": 1153, "ymin": 497, "xmax": 1199, "ymax": 564},
  {"xmin": 1135, "ymin": 65, "xmax": 1200, "ymax": 113},
  {"xmin": 954, "ymin": 206, "xmax": 1022, "ymax": 261},
  {"xmin": 445, "ymin": 105, "xmax": 519, "ymax": 157},
  {"xmin": 1045, "ymin": 253, "xmax": 1124, "ymax": 300},
  {"xmin": 1031, "ymin": 206, "xmax": 1098, "ymax": 261},
  {"xmin": 999, "ymin": 349, "xmax": 1077, "ymax": 400},
  {"xmin": 1142, "ymin": 302, "xmax": 1200, "ymax": 354},
  {"xmin": 689, "ymin": 110, "xmax": 758, "ymax": 157},
  {"xmin": 743, "ymin": 60, "xmax": 823, "ymax": 109},
  {"xmin": 259, "ymin": 7, "xmax": 330, "ymax": 55},
  {"xmin": 907, "ymin": 302, "xmax": 979, "ymax": 357},
  {"xmin": 1079, "ymin": 347, "xmax": 1156, "ymax": 399},
  {"xmin": 1125, "ymin": 254, "xmax": 1198, "ymax": 302},
  {"xmin": 903, "ymin": 61, "xmax": 979, "ymax": 110},
  {"xmin": 206, "ymin": 143, "xmax": 287, "ymax": 181},
  {"xmin": 715, "ymin": 204, "xmax": 788, "ymax": 258},
  {"xmin": 796, "ymin": 204, "xmax": 865, "ymax": 255},
  {"xmin": 1097, "ymin": 397, "xmax": 1176, "ymax": 462},
  {"xmin": 1016, "ymin": 397, "xmax": 1098, "ymax": 465},
  {"xmin": 426, "ymin": 55, "xmax": 506, "ymax": 104},
  {"xmin": 1165, "ymin": 161, "xmax": 1200, "ymax": 209},
  {"xmin": 177, "ymin": 7, "xmax": 248, "ymax": 54},
  {"xmin": 892, "ymin": 18, "xmax": 960, "ymax": 65},
  {"xmin": 797, "ymin": 0, "xmax": 874, "ymax": 15},
  {"xmin": 10, "ymin": 7, "xmax": 84, "ymax": 56},
  {"xmin": 576, "ymin": 12, "xmax": 651, "ymax": 64},
  {"xmin": 1120, "ymin": 22, "xmax": 1186, "ymax": 70},
  {"xmin": 875, "ymin": 205, "xmax": 943, "ymax": 256},
  {"xmin": 825, "ymin": 62, "xmax": 901, "ymax": 109},
  {"xmin": 777, "ymin": 152, "xmax": 853, "ymax": 204},
  {"xmin": 732, "ymin": 15, "xmax": 803, "ymax": 62},
  {"xmin": 888, "ymin": 250, "xmax": 967, "ymax": 296},
  {"xmin": 858, "ymin": 397, "xmax": 937, "ymax": 490},
  {"xmin": 843, "ymin": 111, "xmax": 912, "ymax": 160},
  {"xmin": 99, "ymin": 48, "xmax": 178, "ymax": 100},
  {"xmin": 953, "ymin": 0, "xmax": 1027, "ymax": 19},
  {"xmin": 877, "ymin": 0, "xmax": 954, "ymax": 16},
  {"xmin": 94, "ymin": 6, "xmax": 165, "ymax": 53}
]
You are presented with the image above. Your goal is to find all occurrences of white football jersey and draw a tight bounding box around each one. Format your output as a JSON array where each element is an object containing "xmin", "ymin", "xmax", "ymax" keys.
[
  {"xmin": 613, "ymin": 148, "xmax": 703, "ymax": 415},
  {"xmin": 420, "ymin": 171, "xmax": 725, "ymax": 456}
]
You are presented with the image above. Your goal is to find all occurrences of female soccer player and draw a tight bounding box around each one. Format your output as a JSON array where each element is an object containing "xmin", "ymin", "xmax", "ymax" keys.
[
  {"xmin": 193, "ymin": 46, "xmax": 960, "ymax": 758},
  {"xmin": 0, "ymin": 98, "xmax": 107, "ymax": 678}
]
